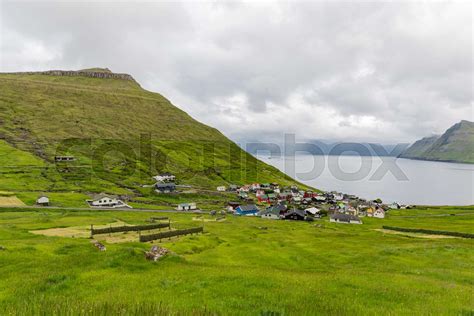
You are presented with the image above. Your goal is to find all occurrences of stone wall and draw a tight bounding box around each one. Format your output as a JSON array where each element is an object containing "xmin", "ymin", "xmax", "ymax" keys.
[{"xmin": 2, "ymin": 70, "xmax": 136, "ymax": 82}]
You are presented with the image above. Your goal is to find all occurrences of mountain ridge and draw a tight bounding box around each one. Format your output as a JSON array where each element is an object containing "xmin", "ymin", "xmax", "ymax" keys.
[
  {"xmin": 0, "ymin": 68, "xmax": 309, "ymax": 207},
  {"xmin": 399, "ymin": 120, "xmax": 474, "ymax": 164}
]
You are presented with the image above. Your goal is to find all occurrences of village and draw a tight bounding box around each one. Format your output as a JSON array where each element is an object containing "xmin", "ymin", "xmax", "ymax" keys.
[
  {"xmin": 33, "ymin": 167, "xmax": 410, "ymax": 225},
  {"xmin": 215, "ymin": 182, "xmax": 397, "ymax": 224}
]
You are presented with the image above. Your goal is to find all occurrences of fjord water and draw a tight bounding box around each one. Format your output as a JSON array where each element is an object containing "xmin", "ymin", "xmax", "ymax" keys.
[{"xmin": 259, "ymin": 155, "xmax": 474, "ymax": 205}]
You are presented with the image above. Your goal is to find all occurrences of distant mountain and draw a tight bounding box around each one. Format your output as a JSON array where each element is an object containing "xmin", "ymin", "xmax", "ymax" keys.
[
  {"xmin": 246, "ymin": 141, "xmax": 407, "ymax": 157},
  {"xmin": 399, "ymin": 120, "xmax": 474, "ymax": 164}
]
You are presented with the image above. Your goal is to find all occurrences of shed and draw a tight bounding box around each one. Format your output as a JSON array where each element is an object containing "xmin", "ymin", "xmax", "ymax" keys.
[{"xmin": 36, "ymin": 195, "xmax": 50, "ymax": 206}]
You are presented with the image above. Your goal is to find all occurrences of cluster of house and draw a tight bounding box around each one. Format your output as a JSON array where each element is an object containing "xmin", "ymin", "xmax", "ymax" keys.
[
  {"xmin": 220, "ymin": 183, "xmax": 404, "ymax": 224},
  {"xmin": 233, "ymin": 203, "xmax": 318, "ymax": 221}
]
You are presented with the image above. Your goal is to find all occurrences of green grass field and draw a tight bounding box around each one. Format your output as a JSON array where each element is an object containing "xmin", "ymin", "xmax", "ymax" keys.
[{"xmin": 0, "ymin": 207, "xmax": 473, "ymax": 315}]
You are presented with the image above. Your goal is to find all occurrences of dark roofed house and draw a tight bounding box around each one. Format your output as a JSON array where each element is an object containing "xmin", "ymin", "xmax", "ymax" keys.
[
  {"xmin": 155, "ymin": 182, "xmax": 176, "ymax": 193},
  {"xmin": 273, "ymin": 203, "xmax": 288, "ymax": 215},
  {"xmin": 330, "ymin": 213, "xmax": 362, "ymax": 224},
  {"xmin": 260, "ymin": 203, "xmax": 287, "ymax": 219},
  {"xmin": 282, "ymin": 208, "xmax": 306, "ymax": 221}
]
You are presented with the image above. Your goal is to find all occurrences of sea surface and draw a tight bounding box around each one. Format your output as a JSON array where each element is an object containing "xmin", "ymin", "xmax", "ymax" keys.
[{"xmin": 258, "ymin": 155, "xmax": 474, "ymax": 205}]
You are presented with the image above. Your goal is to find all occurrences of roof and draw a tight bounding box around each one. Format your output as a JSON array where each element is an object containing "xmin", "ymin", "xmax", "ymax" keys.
[
  {"xmin": 156, "ymin": 182, "xmax": 176, "ymax": 188},
  {"xmin": 260, "ymin": 208, "xmax": 280, "ymax": 216},
  {"xmin": 284, "ymin": 208, "xmax": 306, "ymax": 217},
  {"xmin": 274, "ymin": 203, "xmax": 287, "ymax": 212},
  {"xmin": 91, "ymin": 193, "xmax": 117, "ymax": 200},
  {"xmin": 305, "ymin": 207, "xmax": 320, "ymax": 214},
  {"xmin": 159, "ymin": 172, "xmax": 174, "ymax": 176},
  {"xmin": 266, "ymin": 203, "xmax": 287, "ymax": 213},
  {"xmin": 237, "ymin": 204, "xmax": 259, "ymax": 211},
  {"xmin": 331, "ymin": 213, "xmax": 361, "ymax": 222},
  {"xmin": 178, "ymin": 202, "xmax": 195, "ymax": 206}
]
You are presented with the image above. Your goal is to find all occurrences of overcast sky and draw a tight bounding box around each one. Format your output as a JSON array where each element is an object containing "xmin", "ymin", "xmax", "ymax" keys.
[{"xmin": 0, "ymin": 0, "xmax": 472, "ymax": 144}]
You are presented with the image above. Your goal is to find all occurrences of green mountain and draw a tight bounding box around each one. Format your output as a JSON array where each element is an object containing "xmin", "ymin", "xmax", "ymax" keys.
[
  {"xmin": 399, "ymin": 120, "xmax": 474, "ymax": 163},
  {"xmin": 0, "ymin": 69, "xmax": 305, "ymax": 207},
  {"xmin": 398, "ymin": 135, "xmax": 439, "ymax": 159}
]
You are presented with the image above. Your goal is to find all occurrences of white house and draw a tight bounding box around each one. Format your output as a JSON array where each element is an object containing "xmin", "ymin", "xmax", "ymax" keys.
[
  {"xmin": 153, "ymin": 172, "xmax": 176, "ymax": 182},
  {"xmin": 176, "ymin": 203, "xmax": 197, "ymax": 211},
  {"xmin": 333, "ymin": 194, "xmax": 344, "ymax": 201},
  {"xmin": 260, "ymin": 207, "xmax": 280, "ymax": 220},
  {"xmin": 217, "ymin": 186, "xmax": 226, "ymax": 192},
  {"xmin": 238, "ymin": 186, "xmax": 250, "ymax": 193},
  {"xmin": 87, "ymin": 195, "xmax": 132, "ymax": 208},
  {"xmin": 36, "ymin": 195, "xmax": 50, "ymax": 206},
  {"xmin": 373, "ymin": 207, "xmax": 386, "ymax": 218}
]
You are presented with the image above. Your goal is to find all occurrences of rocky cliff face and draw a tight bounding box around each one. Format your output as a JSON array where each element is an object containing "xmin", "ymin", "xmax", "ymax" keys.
[{"xmin": 2, "ymin": 69, "xmax": 136, "ymax": 82}]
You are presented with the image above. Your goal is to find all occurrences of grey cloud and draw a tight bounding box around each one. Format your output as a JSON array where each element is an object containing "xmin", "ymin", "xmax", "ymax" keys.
[{"xmin": 0, "ymin": 1, "xmax": 472, "ymax": 143}]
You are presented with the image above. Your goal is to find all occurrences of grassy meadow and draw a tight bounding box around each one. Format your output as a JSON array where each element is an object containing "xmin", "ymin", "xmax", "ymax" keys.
[{"xmin": 0, "ymin": 206, "xmax": 473, "ymax": 315}]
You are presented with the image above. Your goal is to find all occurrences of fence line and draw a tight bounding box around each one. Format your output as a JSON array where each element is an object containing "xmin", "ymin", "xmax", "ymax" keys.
[
  {"xmin": 382, "ymin": 226, "xmax": 474, "ymax": 239},
  {"xmin": 150, "ymin": 217, "xmax": 169, "ymax": 221},
  {"xmin": 90, "ymin": 223, "xmax": 170, "ymax": 236},
  {"xmin": 139, "ymin": 227, "xmax": 203, "ymax": 242}
]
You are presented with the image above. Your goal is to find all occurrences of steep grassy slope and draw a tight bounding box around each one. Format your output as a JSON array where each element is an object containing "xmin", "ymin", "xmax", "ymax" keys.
[
  {"xmin": 0, "ymin": 70, "xmax": 303, "ymax": 205},
  {"xmin": 399, "ymin": 120, "xmax": 474, "ymax": 163},
  {"xmin": 398, "ymin": 135, "xmax": 439, "ymax": 159}
]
